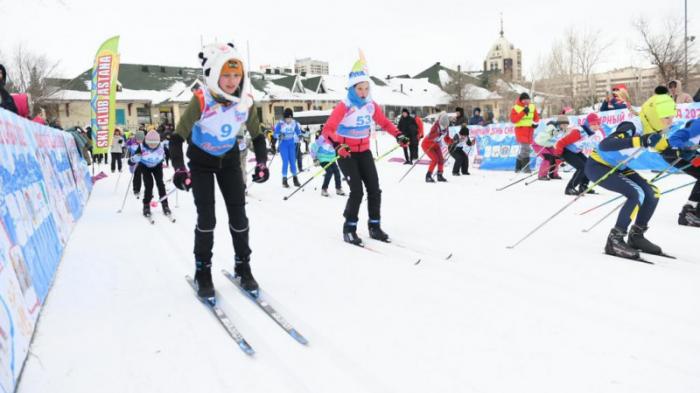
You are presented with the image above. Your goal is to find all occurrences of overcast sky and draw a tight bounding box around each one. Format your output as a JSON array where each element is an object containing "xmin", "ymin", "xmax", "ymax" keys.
[{"xmin": 2, "ymin": 0, "xmax": 697, "ymax": 81}]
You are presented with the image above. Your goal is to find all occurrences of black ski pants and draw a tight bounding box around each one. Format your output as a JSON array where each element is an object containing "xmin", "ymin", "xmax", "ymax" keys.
[{"xmin": 338, "ymin": 150, "xmax": 381, "ymax": 223}]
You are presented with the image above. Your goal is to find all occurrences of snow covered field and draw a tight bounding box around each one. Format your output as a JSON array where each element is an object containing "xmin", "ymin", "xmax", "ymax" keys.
[{"xmin": 17, "ymin": 133, "xmax": 700, "ymax": 393}]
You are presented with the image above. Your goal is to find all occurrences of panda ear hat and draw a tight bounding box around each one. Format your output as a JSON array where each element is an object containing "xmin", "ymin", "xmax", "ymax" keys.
[{"xmin": 198, "ymin": 42, "xmax": 252, "ymax": 107}]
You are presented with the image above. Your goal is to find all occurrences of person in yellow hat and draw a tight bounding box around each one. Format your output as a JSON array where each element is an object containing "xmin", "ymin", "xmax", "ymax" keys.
[{"xmin": 584, "ymin": 86, "xmax": 675, "ymax": 261}]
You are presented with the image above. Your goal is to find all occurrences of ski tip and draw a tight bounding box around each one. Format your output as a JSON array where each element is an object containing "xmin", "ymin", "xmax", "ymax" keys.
[
  {"xmin": 445, "ymin": 253, "xmax": 453, "ymax": 260},
  {"xmin": 414, "ymin": 259, "xmax": 421, "ymax": 265},
  {"xmin": 292, "ymin": 331, "xmax": 309, "ymax": 345}
]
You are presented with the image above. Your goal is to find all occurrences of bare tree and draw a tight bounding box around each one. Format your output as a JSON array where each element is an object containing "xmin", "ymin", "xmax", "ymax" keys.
[
  {"xmin": 9, "ymin": 44, "xmax": 61, "ymax": 109},
  {"xmin": 632, "ymin": 16, "xmax": 694, "ymax": 85}
]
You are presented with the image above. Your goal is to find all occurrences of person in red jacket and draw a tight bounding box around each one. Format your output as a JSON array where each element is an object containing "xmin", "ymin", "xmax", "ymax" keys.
[
  {"xmin": 413, "ymin": 111, "xmax": 425, "ymax": 140},
  {"xmin": 554, "ymin": 112, "xmax": 601, "ymax": 195},
  {"xmin": 510, "ymin": 92, "xmax": 540, "ymax": 173},
  {"xmin": 421, "ymin": 112, "xmax": 453, "ymax": 183},
  {"xmin": 322, "ymin": 52, "xmax": 408, "ymax": 246}
]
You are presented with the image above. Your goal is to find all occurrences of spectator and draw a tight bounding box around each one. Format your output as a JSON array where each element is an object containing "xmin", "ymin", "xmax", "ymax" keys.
[
  {"xmin": 397, "ymin": 108, "xmax": 418, "ymax": 164},
  {"xmin": 510, "ymin": 92, "xmax": 540, "ymax": 173},
  {"xmin": 454, "ymin": 107, "xmax": 467, "ymax": 127},
  {"xmin": 412, "ymin": 110, "xmax": 425, "ymax": 140},
  {"xmin": 668, "ymin": 80, "xmax": 693, "ymax": 104},
  {"xmin": 0, "ymin": 64, "xmax": 18, "ymax": 115},
  {"xmin": 110, "ymin": 128, "xmax": 125, "ymax": 173},
  {"xmin": 468, "ymin": 107, "xmax": 485, "ymax": 126}
]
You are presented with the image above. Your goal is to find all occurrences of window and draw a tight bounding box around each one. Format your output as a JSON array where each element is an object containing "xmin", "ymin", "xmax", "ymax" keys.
[
  {"xmin": 137, "ymin": 107, "xmax": 152, "ymax": 125},
  {"xmin": 273, "ymin": 106, "xmax": 285, "ymax": 120},
  {"xmin": 256, "ymin": 107, "xmax": 263, "ymax": 123},
  {"xmin": 116, "ymin": 109, "xmax": 126, "ymax": 125},
  {"xmin": 293, "ymin": 106, "xmax": 303, "ymax": 112}
]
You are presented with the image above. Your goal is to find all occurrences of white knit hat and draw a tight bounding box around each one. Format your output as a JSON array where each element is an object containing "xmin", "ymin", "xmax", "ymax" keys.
[
  {"xmin": 347, "ymin": 50, "xmax": 371, "ymax": 88},
  {"xmin": 198, "ymin": 42, "xmax": 252, "ymax": 107},
  {"xmin": 145, "ymin": 130, "xmax": 160, "ymax": 148}
]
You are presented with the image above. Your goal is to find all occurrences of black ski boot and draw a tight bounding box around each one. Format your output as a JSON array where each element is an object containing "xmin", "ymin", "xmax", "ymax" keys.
[
  {"xmin": 514, "ymin": 159, "xmax": 523, "ymax": 173},
  {"xmin": 425, "ymin": 172, "xmax": 435, "ymax": 183},
  {"xmin": 436, "ymin": 172, "xmax": 448, "ymax": 182},
  {"xmin": 343, "ymin": 221, "xmax": 363, "ymax": 246},
  {"xmin": 605, "ymin": 227, "xmax": 640, "ymax": 259},
  {"xmin": 194, "ymin": 261, "xmax": 215, "ymax": 298},
  {"xmin": 452, "ymin": 172, "xmax": 461, "ymax": 176},
  {"xmin": 521, "ymin": 158, "xmax": 532, "ymax": 173},
  {"xmin": 565, "ymin": 187, "xmax": 579, "ymax": 195},
  {"xmin": 579, "ymin": 184, "xmax": 596, "ymax": 194},
  {"xmin": 134, "ymin": 190, "xmax": 140, "ymax": 199},
  {"xmin": 678, "ymin": 204, "xmax": 700, "ymax": 227},
  {"xmin": 234, "ymin": 256, "xmax": 259, "ymax": 295},
  {"xmin": 282, "ymin": 177, "xmax": 289, "ymax": 188},
  {"xmin": 143, "ymin": 204, "xmax": 151, "ymax": 217},
  {"xmin": 293, "ymin": 176, "xmax": 301, "ymax": 187},
  {"xmin": 368, "ymin": 221, "xmax": 390, "ymax": 242},
  {"xmin": 162, "ymin": 201, "xmax": 171, "ymax": 216},
  {"xmin": 627, "ymin": 224, "xmax": 663, "ymax": 255}
]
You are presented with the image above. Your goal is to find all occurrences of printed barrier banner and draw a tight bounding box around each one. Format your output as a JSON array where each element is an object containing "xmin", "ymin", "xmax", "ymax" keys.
[
  {"xmin": 471, "ymin": 103, "xmax": 700, "ymax": 171},
  {"xmin": 0, "ymin": 108, "xmax": 92, "ymax": 393}
]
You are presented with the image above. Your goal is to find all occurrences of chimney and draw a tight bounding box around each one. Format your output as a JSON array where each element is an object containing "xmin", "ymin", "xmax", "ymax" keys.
[{"xmin": 400, "ymin": 84, "xmax": 404, "ymax": 93}]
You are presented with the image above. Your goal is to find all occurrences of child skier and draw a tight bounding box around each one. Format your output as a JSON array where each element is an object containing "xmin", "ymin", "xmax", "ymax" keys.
[
  {"xmin": 129, "ymin": 130, "xmax": 170, "ymax": 218},
  {"xmin": 421, "ymin": 112, "xmax": 453, "ymax": 182},
  {"xmin": 274, "ymin": 108, "xmax": 302, "ymax": 187},
  {"xmin": 532, "ymin": 116, "xmax": 568, "ymax": 181},
  {"xmin": 663, "ymin": 119, "xmax": 700, "ymax": 226},
  {"xmin": 169, "ymin": 43, "xmax": 270, "ymax": 298},
  {"xmin": 553, "ymin": 113, "xmax": 601, "ymax": 195},
  {"xmin": 585, "ymin": 90, "xmax": 676, "ymax": 260},
  {"xmin": 321, "ymin": 52, "xmax": 407, "ymax": 245},
  {"xmin": 449, "ymin": 126, "xmax": 471, "ymax": 176},
  {"xmin": 309, "ymin": 130, "xmax": 345, "ymax": 197},
  {"xmin": 127, "ymin": 130, "xmax": 146, "ymax": 198}
]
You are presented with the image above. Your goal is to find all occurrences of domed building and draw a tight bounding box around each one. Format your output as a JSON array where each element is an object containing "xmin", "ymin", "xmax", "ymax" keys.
[{"xmin": 483, "ymin": 16, "xmax": 523, "ymax": 82}]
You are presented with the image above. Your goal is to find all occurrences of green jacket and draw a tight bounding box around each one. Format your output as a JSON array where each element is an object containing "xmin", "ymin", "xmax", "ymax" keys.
[{"xmin": 171, "ymin": 93, "xmax": 266, "ymax": 169}]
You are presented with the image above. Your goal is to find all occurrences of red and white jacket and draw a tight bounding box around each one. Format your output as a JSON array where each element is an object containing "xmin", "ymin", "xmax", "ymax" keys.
[
  {"xmin": 421, "ymin": 122, "xmax": 453, "ymax": 151},
  {"xmin": 322, "ymin": 100, "xmax": 400, "ymax": 153}
]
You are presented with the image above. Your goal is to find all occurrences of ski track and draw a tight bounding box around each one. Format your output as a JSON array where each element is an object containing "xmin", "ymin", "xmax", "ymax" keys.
[{"xmin": 17, "ymin": 136, "xmax": 700, "ymax": 393}]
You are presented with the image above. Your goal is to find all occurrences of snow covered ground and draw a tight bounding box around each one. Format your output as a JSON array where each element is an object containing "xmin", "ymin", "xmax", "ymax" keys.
[{"xmin": 17, "ymin": 134, "xmax": 700, "ymax": 393}]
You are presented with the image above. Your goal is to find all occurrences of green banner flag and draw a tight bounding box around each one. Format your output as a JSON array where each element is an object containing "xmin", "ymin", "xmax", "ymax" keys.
[{"xmin": 90, "ymin": 36, "xmax": 120, "ymax": 154}]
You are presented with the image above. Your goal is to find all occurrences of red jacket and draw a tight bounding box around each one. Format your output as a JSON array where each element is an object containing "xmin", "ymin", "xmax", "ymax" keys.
[
  {"xmin": 510, "ymin": 99, "xmax": 540, "ymax": 144},
  {"xmin": 415, "ymin": 116, "xmax": 425, "ymax": 139},
  {"xmin": 421, "ymin": 122, "xmax": 453, "ymax": 151},
  {"xmin": 553, "ymin": 129, "xmax": 582, "ymax": 155},
  {"xmin": 322, "ymin": 100, "xmax": 400, "ymax": 152}
]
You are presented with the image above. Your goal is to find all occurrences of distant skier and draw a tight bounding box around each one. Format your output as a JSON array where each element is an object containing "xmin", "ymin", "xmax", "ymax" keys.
[
  {"xmin": 127, "ymin": 130, "xmax": 146, "ymax": 198},
  {"xmin": 553, "ymin": 113, "xmax": 601, "ymax": 195},
  {"xmin": 449, "ymin": 126, "xmax": 471, "ymax": 176},
  {"xmin": 321, "ymin": 51, "xmax": 407, "ymax": 245},
  {"xmin": 421, "ymin": 112, "xmax": 452, "ymax": 183},
  {"xmin": 585, "ymin": 88, "xmax": 676, "ymax": 260},
  {"xmin": 532, "ymin": 116, "xmax": 568, "ymax": 181},
  {"xmin": 129, "ymin": 129, "xmax": 170, "ymax": 218},
  {"xmin": 309, "ymin": 130, "xmax": 345, "ymax": 197},
  {"xmin": 169, "ymin": 42, "xmax": 270, "ymax": 298},
  {"xmin": 274, "ymin": 108, "xmax": 303, "ymax": 187}
]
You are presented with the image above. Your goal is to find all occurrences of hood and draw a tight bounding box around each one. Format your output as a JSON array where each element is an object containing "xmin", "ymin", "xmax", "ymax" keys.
[{"xmin": 669, "ymin": 79, "xmax": 683, "ymax": 92}]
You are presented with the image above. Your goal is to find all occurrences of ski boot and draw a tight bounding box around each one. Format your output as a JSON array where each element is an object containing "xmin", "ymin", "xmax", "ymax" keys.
[
  {"xmin": 142, "ymin": 204, "xmax": 151, "ymax": 217},
  {"xmin": 134, "ymin": 191, "xmax": 140, "ymax": 199},
  {"xmin": 194, "ymin": 261, "xmax": 215, "ymax": 298},
  {"xmin": 162, "ymin": 203, "xmax": 172, "ymax": 216},
  {"xmin": 678, "ymin": 204, "xmax": 700, "ymax": 227},
  {"xmin": 321, "ymin": 189, "xmax": 330, "ymax": 197},
  {"xmin": 343, "ymin": 221, "xmax": 363, "ymax": 246},
  {"xmin": 293, "ymin": 176, "xmax": 301, "ymax": 187},
  {"xmin": 336, "ymin": 188, "xmax": 346, "ymax": 196},
  {"xmin": 436, "ymin": 172, "xmax": 448, "ymax": 182},
  {"xmin": 538, "ymin": 176, "xmax": 550, "ymax": 181},
  {"xmin": 234, "ymin": 256, "xmax": 259, "ymax": 296},
  {"xmin": 627, "ymin": 224, "xmax": 662, "ymax": 255},
  {"xmin": 425, "ymin": 173, "xmax": 435, "ymax": 183},
  {"xmin": 565, "ymin": 187, "xmax": 579, "ymax": 195},
  {"xmin": 368, "ymin": 220, "xmax": 390, "ymax": 242},
  {"xmin": 452, "ymin": 172, "xmax": 461, "ymax": 176},
  {"xmin": 282, "ymin": 177, "xmax": 289, "ymax": 188},
  {"xmin": 605, "ymin": 227, "xmax": 640, "ymax": 260},
  {"xmin": 549, "ymin": 173, "xmax": 562, "ymax": 180}
]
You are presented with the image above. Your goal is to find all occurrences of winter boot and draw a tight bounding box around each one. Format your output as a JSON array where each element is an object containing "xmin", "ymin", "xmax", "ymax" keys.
[
  {"xmin": 425, "ymin": 172, "xmax": 435, "ymax": 183},
  {"xmin": 368, "ymin": 220, "xmax": 390, "ymax": 242},
  {"xmin": 336, "ymin": 188, "xmax": 346, "ymax": 196},
  {"xmin": 627, "ymin": 224, "xmax": 663, "ymax": 255},
  {"xmin": 436, "ymin": 172, "xmax": 448, "ymax": 182},
  {"xmin": 162, "ymin": 202, "xmax": 172, "ymax": 216},
  {"xmin": 143, "ymin": 204, "xmax": 151, "ymax": 217},
  {"xmin": 549, "ymin": 173, "xmax": 562, "ymax": 180},
  {"xmin": 452, "ymin": 171, "xmax": 461, "ymax": 176},
  {"xmin": 579, "ymin": 184, "xmax": 596, "ymax": 194},
  {"xmin": 514, "ymin": 159, "xmax": 523, "ymax": 173},
  {"xmin": 343, "ymin": 221, "xmax": 363, "ymax": 246},
  {"xmin": 134, "ymin": 190, "xmax": 140, "ymax": 199},
  {"xmin": 321, "ymin": 189, "xmax": 330, "ymax": 197},
  {"xmin": 282, "ymin": 177, "xmax": 289, "ymax": 188},
  {"xmin": 538, "ymin": 176, "xmax": 551, "ymax": 181},
  {"xmin": 521, "ymin": 158, "xmax": 532, "ymax": 173},
  {"xmin": 605, "ymin": 227, "xmax": 640, "ymax": 259},
  {"xmin": 678, "ymin": 204, "xmax": 700, "ymax": 227},
  {"xmin": 293, "ymin": 176, "xmax": 301, "ymax": 187},
  {"xmin": 194, "ymin": 261, "xmax": 215, "ymax": 298},
  {"xmin": 234, "ymin": 255, "xmax": 259, "ymax": 295}
]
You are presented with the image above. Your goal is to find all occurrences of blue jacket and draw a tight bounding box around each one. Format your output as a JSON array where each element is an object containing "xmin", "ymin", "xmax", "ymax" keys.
[
  {"xmin": 274, "ymin": 120, "xmax": 302, "ymax": 143},
  {"xmin": 310, "ymin": 135, "xmax": 336, "ymax": 163},
  {"xmin": 668, "ymin": 121, "xmax": 700, "ymax": 149}
]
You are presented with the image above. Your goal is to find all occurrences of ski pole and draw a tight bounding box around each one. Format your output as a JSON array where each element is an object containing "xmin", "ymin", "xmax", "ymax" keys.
[
  {"xmin": 506, "ymin": 147, "xmax": 644, "ymax": 249},
  {"xmin": 283, "ymin": 156, "xmax": 340, "ymax": 201},
  {"xmin": 398, "ymin": 149, "xmax": 429, "ymax": 183},
  {"xmin": 581, "ymin": 180, "xmax": 696, "ymax": 233},
  {"xmin": 578, "ymin": 160, "xmax": 692, "ymax": 216},
  {"xmin": 496, "ymin": 171, "xmax": 539, "ymax": 191},
  {"xmin": 374, "ymin": 143, "xmax": 402, "ymax": 162},
  {"xmin": 524, "ymin": 160, "xmax": 560, "ymax": 186},
  {"xmin": 150, "ymin": 187, "xmax": 178, "ymax": 207},
  {"xmin": 116, "ymin": 168, "xmax": 137, "ymax": 213}
]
